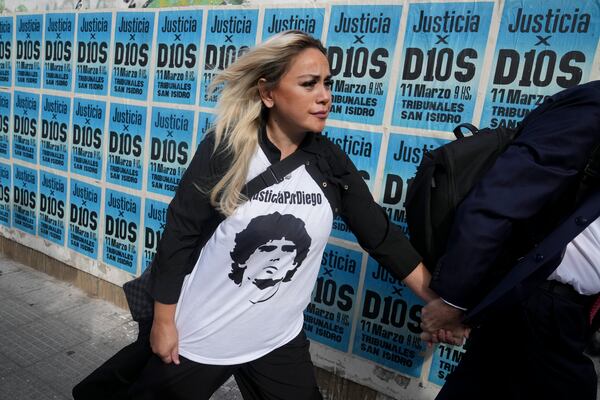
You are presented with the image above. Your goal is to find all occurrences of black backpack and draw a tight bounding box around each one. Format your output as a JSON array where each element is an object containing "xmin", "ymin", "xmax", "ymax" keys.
[
  {"xmin": 404, "ymin": 123, "xmax": 519, "ymax": 269},
  {"xmin": 405, "ymin": 122, "xmax": 600, "ymax": 270}
]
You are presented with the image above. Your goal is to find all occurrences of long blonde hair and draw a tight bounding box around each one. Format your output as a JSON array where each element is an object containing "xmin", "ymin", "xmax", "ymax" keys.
[{"xmin": 208, "ymin": 30, "xmax": 327, "ymax": 216}]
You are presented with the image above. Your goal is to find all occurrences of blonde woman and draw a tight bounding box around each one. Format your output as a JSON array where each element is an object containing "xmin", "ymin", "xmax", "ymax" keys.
[{"xmin": 127, "ymin": 31, "xmax": 437, "ymax": 399}]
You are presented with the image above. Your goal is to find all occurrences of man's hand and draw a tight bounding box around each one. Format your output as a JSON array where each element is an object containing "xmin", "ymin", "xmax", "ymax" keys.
[{"xmin": 420, "ymin": 298, "xmax": 468, "ymax": 346}]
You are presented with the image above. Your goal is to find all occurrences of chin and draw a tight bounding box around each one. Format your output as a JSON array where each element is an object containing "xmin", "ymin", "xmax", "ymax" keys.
[{"xmin": 308, "ymin": 123, "xmax": 327, "ymax": 133}]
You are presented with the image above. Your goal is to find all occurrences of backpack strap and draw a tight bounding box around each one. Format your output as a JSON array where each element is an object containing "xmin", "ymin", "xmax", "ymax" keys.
[
  {"xmin": 242, "ymin": 149, "xmax": 316, "ymax": 198},
  {"xmin": 452, "ymin": 123, "xmax": 479, "ymax": 139}
]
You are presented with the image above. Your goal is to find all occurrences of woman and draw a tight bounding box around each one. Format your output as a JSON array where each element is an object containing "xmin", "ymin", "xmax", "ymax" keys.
[{"xmin": 133, "ymin": 30, "xmax": 437, "ymax": 399}]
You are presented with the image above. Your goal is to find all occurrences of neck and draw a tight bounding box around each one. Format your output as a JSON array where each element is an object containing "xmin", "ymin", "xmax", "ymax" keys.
[{"xmin": 265, "ymin": 120, "xmax": 306, "ymax": 160}]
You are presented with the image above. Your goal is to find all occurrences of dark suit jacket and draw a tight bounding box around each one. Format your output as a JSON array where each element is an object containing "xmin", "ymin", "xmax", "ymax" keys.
[{"xmin": 430, "ymin": 81, "xmax": 600, "ymax": 321}]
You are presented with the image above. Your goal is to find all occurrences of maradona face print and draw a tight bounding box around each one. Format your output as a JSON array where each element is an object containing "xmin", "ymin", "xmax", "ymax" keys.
[{"xmin": 228, "ymin": 212, "xmax": 312, "ymax": 304}]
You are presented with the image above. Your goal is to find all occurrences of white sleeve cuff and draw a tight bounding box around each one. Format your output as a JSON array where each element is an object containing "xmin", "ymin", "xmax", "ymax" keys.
[{"xmin": 441, "ymin": 298, "xmax": 467, "ymax": 311}]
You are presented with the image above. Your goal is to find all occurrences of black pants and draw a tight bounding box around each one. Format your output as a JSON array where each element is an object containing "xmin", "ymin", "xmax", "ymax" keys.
[
  {"xmin": 73, "ymin": 321, "xmax": 154, "ymax": 400},
  {"xmin": 128, "ymin": 330, "xmax": 322, "ymax": 400},
  {"xmin": 437, "ymin": 286, "xmax": 597, "ymax": 400}
]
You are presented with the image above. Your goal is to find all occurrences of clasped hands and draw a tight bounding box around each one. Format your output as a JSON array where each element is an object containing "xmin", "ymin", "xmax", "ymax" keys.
[{"xmin": 420, "ymin": 298, "xmax": 470, "ymax": 346}]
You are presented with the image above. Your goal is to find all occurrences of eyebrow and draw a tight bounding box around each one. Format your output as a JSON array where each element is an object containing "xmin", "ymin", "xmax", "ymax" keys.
[
  {"xmin": 259, "ymin": 245, "xmax": 277, "ymax": 252},
  {"xmin": 298, "ymin": 74, "xmax": 333, "ymax": 80}
]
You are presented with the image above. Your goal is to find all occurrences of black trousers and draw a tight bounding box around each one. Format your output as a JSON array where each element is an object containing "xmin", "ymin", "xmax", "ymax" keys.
[
  {"xmin": 436, "ymin": 286, "xmax": 597, "ymax": 400},
  {"xmin": 128, "ymin": 330, "xmax": 322, "ymax": 400}
]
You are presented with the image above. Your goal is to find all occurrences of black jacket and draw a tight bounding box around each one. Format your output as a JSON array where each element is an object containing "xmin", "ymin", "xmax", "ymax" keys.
[{"xmin": 150, "ymin": 130, "xmax": 422, "ymax": 304}]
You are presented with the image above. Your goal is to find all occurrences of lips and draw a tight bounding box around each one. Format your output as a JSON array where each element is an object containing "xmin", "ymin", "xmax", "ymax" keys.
[{"xmin": 312, "ymin": 111, "xmax": 329, "ymax": 118}]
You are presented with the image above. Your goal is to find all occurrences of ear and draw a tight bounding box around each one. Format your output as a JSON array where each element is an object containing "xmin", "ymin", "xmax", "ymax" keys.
[{"xmin": 258, "ymin": 78, "xmax": 274, "ymax": 108}]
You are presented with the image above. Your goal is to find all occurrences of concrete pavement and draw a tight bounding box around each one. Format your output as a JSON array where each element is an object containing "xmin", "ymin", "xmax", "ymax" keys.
[
  {"xmin": 0, "ymin": 255, "xmax": 242, "ymax": 400},
  {"xmin": 2, "ymin": 253, "xmax": 600, "ymax": 400}
]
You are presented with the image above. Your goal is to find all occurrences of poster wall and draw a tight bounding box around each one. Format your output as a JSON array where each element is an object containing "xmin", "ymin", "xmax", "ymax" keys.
[{"xmin": 0, "ymin": 1, "xmax": 597, "ymax": 399}]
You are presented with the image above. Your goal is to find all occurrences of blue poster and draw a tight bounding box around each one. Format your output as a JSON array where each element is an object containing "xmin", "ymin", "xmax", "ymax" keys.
[
  {"xmin": 148, "ymin": 107, "xmax": 193, "ymax": 196},
  {"xmin": 107, "ymin": 103, "xmax": 146, "ymax": 190},
  {"xmin": 392, "ymin": 2, "xmax": 494, "ymax": 131},
  {"xmin": 154, "ymin": 10, "xmax": 203, "ymax": 104},
  {"xmin": 428, "ymin": 343, "xmax": 466, "ymax": 385},
  {"xmin": 0, "ymin": 17, "xmax": 13, "ymax": 87},
  {"xmin": 381, "ymin": 133, "xmax": 448, "ymax": 234},
  {"xmin": 71, "ymin": 98, "xmax": 105, "ymax": 180},
  {"xmin": 40, "ymin": 95, "xmax": 70, "ymax": 170},
  {"xmin": 0, "ymin": 92, "xmax": 10, "ymax": 158},
  {"xmin": 38, "ymin": 171, "xmax": 66, "ymax": 245},
  {"xmin": 12, "ymin": 91, "xmax": 39, "ymax": 164},
  {"xmin": 12, "ymin": 164, "xmax": 37, "ymax": 235},
  {"xmin": 68, "ymin": 178, "xmax": 100, "ymax": 259},
  {"xmin": 480, "ymin": 0, "xmax": 600, "ymax": 128},
  {"xmin": 103, "ymin": 189, "xmax": 140, "ymax": 274},
  {"xmin": 16, "ymin": 14, "xmax": 43, "ymax": 88},
  {"xmin": 321, "ymin": 127, "xmax": 381, "ymax": 242},
  {"xmin": 262, "ymin": 8, "xmax": 324, "ymax": 40},
  {"xmin": 142, "ymin": 198, "xmax": 167, "ymax": 272},
  {"xmin": 43, "ymin": 13, "xmax": 74, "ymax": 91},
  {"xmin": 0, "ymin": 162, "xmax": 11, "ymax": 227},
  {"xmin": 200, "ymin": 9, "xmax": 258, "ymax": 108},
  {"xmin": 352, "ymin": 257, "xmax": 425, "ymax": 377},
  {"xmin": 326, "ymin": 5, "xmax": 402, "ymax": 125},
  {"xmin": 111, "ymin": 12, "xmax": 154, "ymax": 101},
  {"xmin": 75, "ymin": 13, "xmax": 112, "ymax": 95},
  {"xmin": 196, "ymin": 111, "xmax": 215, "ymax": 148},
  {"xmin": 304, "ymin": 244, "xmax": 361, "ymax": 352}
]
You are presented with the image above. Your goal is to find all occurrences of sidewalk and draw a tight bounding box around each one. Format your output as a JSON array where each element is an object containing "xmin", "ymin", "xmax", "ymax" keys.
[
  {"xmin": 3, "ymin": 254, "xmax": 600, "ymax": 400},
  {"xmin": 0, "ymin": 255, "xmax": 242, "ymax": 400}
]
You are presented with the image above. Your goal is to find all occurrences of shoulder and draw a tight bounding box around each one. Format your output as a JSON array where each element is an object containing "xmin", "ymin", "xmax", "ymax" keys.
[
  {"xmin": 311, "ymin": 133, "xmax": 352, "ymax": 173},
  {"xmin": 184, "ymin": 130, "xmax": 232, "ymax": 191},
  {"xmin": 543, "ymin": 81, "xmax": 600, "ymax": 112},
  {"xmin": 195, "ymin": 130, "xmax": 232, "ymax": 170},
  {"xmin": 565, "ymin": 80, "xmax": 600, "ymax": 99}
]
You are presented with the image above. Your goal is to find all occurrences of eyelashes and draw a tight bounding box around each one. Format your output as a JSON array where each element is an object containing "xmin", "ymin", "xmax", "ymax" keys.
[{"xmin": 301, "ymin": 79, "xmax": 333, "ymax": 89}]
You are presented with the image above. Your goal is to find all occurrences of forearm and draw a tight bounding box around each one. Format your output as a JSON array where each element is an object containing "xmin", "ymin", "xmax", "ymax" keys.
[
  {"xmin": 403, "ymin": 262, "xmax": 438, "ymax": 303},
  {"xmin": 151, "ymin": 301, "xmax": 180, "ymax": 364},
  {"xmin": 153, "ymin": 301, "xmax": 177, "ymax": 324}
]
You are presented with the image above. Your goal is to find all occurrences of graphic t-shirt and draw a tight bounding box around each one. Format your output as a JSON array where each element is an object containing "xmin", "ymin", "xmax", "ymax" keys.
[{"xmin": 175, "ymin": 146, "xmax": 333, "ymax": 364}]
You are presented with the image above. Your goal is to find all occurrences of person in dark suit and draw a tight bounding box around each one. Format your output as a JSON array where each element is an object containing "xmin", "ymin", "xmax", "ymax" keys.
[{"xmin": 420, "ymin": 81, "xmax": 600, "ymax": 400}]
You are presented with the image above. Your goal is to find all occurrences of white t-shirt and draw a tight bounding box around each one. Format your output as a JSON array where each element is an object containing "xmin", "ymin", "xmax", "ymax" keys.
[{"xmin": 175, "ymin": 146, "xmax": 333, "ymax": 365}]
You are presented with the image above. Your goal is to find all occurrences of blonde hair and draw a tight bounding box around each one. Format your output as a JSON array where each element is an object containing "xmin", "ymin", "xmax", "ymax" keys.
[{"xmin": 208, "ymin": 30, "xmax": 326, "ymax": 216}]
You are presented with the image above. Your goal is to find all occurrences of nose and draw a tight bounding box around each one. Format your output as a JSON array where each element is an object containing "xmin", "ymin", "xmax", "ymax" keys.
[{"xmin": 316, "ymin": 82, "xmax": 331, "ymax": 105}]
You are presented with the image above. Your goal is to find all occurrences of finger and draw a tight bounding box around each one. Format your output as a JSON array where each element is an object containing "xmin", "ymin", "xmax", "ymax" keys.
[
  {"xmin": 431, "ymin": 332, "xmax": 439, "ymax": 344},
  {"xmin": 444, "ymin": 330, "xmax": 457, "ymax": 345},
  {"xmin": 161, "ymin": 354, "xmax": 172, "ymax": 364},
  {"xmin": 171, "ymin": 345, "xmax": 180, "ymax": 365},
  {"xmin": 448, "ymin": 329, "xmax": 461, "ymax": 345},
  {"xmin": 420, "ymin": 332, "xmax": 435, "ymax": 348},
  {"xmin": 443, "ymin": 329, "xmax": 456, "ymax": 344},
  {"xmin": 449, "ymin": 330, "xmax": 464, "ymax": 346}
]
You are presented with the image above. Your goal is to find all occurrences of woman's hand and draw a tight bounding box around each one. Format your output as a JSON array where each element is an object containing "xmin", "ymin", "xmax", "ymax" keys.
[{"xmin": 150, "ymin": 302, "xmax": 180, "ymax": 364}]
